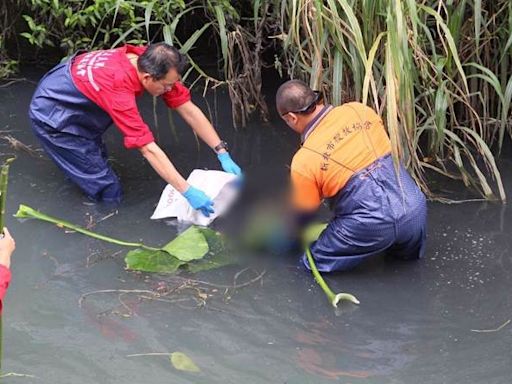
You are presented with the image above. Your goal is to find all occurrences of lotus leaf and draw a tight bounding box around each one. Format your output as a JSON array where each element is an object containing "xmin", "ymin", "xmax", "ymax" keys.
[
  {"xmin": 161, "ymin": 226, "xmax": 209, "ymax": 261},
  {"xmin": 125, "ymin": 249, "xmax": 185, "ymax": 273},
  {"xmin": 15, "ymin": 204, "xmax": 233, "ymax": 274}
]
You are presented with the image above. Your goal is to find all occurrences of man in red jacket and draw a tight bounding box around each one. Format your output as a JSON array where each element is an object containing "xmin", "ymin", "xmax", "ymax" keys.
[
  {"xmin": 0, "ymin": 228, "xmax": 15, "ymax": 314},
  {"xmin": 29, "ymin": 43, "xmax": 241, "ymax": 217}
]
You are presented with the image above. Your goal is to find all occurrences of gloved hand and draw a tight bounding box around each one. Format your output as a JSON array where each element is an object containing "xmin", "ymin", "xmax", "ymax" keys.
[
  {"xmin": 218, "ymin": 152, "xmax": 242, "ymax": 176},
  {"xmin": 183, "ymin": 186, "xmax": 215, "ymax": 217}
]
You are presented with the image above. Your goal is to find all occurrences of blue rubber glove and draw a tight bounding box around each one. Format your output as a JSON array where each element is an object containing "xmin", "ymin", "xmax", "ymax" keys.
[
  {"xmin": 217, "ymin": 152, "xmax": 242, "ymax": 176},
  {"xmin": 183, "ymin": 186, "xmax": 215, "ymax": 217}
]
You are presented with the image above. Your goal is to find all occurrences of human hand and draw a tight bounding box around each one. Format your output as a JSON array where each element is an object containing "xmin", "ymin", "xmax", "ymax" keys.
[
  {"xmin": 183, "ymin": 186, "xmax": 215, "ymax": 217},
  {"xmin": 0, "ymin": 227, "xmax": 15, "ymax": 269},
  {"xmin": 217, "ymin": 152, "xmax": 242, "ymax": 177}
]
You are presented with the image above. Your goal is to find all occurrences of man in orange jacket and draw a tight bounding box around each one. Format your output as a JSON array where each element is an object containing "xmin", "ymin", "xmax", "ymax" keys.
[
  {"xmin": 0, "ymin": 228, "xmax": 15, "ymax": 314},
  {"xmin": 276, "ymin": 80, "xmax": 427, "ymax": 272}
]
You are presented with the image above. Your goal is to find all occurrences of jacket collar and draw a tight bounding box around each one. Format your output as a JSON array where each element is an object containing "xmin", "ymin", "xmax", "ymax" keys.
[{"xmin": 301, "ymin": 104, "xmax": 333, "ymax": 143}]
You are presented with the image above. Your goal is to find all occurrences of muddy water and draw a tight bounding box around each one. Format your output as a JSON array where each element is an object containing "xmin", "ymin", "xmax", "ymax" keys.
[{"xmin": 0, "ymin": 71, "xmax": 511, "ymax": 384}]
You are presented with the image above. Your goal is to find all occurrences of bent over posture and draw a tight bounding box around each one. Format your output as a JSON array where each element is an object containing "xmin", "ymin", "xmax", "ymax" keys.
[
  {"xmin": 29, "ymin": 43, "xmax": 241, "ymax": 216},
  {"xmin": 276, "ymin": 80, "xmax": 427, "ymax": 272}
]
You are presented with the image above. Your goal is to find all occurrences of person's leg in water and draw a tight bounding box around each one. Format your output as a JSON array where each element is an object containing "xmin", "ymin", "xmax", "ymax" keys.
[
  {"xmin": 30, "ymin": 120, "xmax": 122, "ymax": 203},
  {"xmin": 386, "ymin": 196, "xmax": 427, "ymax": 261},
  {"xmin": 28, "ymin": 55, "xmax": 120, "ymax": 203},
  {"xmin": 380, "ymin": 155, "xmax": 428, "ymax": 262},
  {"xmin": 300, "ymin": 153, "xmax": 428, "ymax": 273},
  {"xmin": 302, "ymin": 215, "xmax": 396, "ymax": 272}
]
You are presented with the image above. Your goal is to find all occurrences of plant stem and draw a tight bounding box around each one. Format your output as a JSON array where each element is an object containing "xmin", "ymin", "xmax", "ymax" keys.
[
  {"xmin": 0, "ymin": 158, "xmax": 14, "ymax": 230},
  {"xmin": 127, "ymin": 353, "xmax": 172, "ymax": 357},
  {"xmin": 0, "ymin": 157, "xmax": 14, "ymax": 374},
  {"xmin": 14, "ymin": 204, "xmax": 160, "ymax": 251},
  {"xmin": 305, "ymin": 247, "xmax": 359, "ymax": 307},
  {"xmin": 305, "ymin": 247, "xmax": 336, "ymax": 302}
]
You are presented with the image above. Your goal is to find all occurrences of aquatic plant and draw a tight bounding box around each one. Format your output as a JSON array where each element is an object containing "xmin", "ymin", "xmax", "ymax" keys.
[
  {"xmin": 14, "ymin": 204, "xmax": 230, "ymax": 273},
  {"xmin": 0, "ymin": 157, "xmax": 14, "ymax": 373},
  {"xmin": 128, "ymin": 351, "xmax": 200, "ymax": 373},
  {"xmin": 305, "ymin": 248, "xmax": 360, "ymax": 308},
  {"xmin": 303, "ymin": 223, "xmax": 359, "ymax": 308},
  {"xmin": 169, "ymin": 351, "xmax": 200, "ymax": 372},
  {"xmin": 16, "ymin": 204, "xmax": 160, "ymax": 249},
  {"xmin": 0, "ymin": 158, "xmax": 14, "ymax": 230}
]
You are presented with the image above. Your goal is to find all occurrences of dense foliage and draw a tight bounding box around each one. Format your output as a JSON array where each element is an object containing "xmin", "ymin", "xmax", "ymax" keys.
[{"xmin": 1, "ymin": 0, "xmax": 510, "ymax": 200}]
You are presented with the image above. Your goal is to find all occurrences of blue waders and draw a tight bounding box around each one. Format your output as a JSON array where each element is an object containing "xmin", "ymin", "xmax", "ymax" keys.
[
  {"xmin": 303, "ymin": 154, "xmax": 427, "ymax": 272},
  {"xmin": 28, "ymin": 59, "xmax": 122, "ymax": 202}
]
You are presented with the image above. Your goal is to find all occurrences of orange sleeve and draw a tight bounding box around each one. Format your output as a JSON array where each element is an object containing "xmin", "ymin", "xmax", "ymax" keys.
[{"xmin": 290, "ymin": 169, "xmax": 321, "ymax": 211}]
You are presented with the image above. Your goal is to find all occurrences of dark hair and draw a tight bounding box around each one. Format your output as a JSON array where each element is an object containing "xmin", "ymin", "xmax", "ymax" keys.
[
  {"xmin": 137, "ymin": 42, "xmax": 187, "ymax": 80},
  {"xmin": 276, "ymin": 80, "xmax": 318, "ymax": 115}
]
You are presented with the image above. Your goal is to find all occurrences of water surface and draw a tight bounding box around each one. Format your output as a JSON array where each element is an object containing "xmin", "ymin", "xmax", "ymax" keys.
[{"xmin": 1, "ymin": 72, "xmax": 511, "ymax": 384}]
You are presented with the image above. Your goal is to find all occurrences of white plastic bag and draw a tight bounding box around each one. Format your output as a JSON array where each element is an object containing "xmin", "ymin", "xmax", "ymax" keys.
[{"xmin": 151, "ymin": 169, "xmax": 239, "ymax": 226}]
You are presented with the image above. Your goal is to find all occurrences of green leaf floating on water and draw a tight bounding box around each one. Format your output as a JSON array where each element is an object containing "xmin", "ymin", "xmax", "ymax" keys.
[
  {"xmin": 184, "ymin": 227, "xmax": 233, "ymax": 273},
  {"xmin": 15, "ymin": 204, "xmax": 233, "ymax": 274},
  {"xmin": 184, "ymin": 250, "xmax": 233, "ymax": 273},
  {"xmin": 161, "ymin": 226, "xmax": 208, "ymax": 261},
  {"xmin": 170, "ymin": 352, "xmax": 200, "ymax": 372},
  {"xmin": 125, "ymin": 249, "xmax": 185, "ymax": 273},
  {"xmin": 126, "ymin": 228, "xmax": 231, "ymax": 273}
]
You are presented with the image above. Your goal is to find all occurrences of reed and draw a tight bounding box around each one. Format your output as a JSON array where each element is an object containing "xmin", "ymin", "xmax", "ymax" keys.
[
  {"xmin": 278, "ymin": 0, "xmax": 509, "ymax": 201},
  {"xmin": 3, "ymin": 0, "xmax": 510, "ymax": 199},
  {"xmin": 0, "ymin": 157, "xmax": 14, "ymax": 373}
]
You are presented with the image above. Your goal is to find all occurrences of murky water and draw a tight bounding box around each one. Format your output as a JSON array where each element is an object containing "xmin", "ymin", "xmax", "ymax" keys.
[{"xmin": 1, "ymin": 70, "xmax": 511, "ymax": 384}]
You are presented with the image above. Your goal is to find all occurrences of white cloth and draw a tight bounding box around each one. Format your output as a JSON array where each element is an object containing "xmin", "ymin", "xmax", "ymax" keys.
[{"xmin": 151, "ymin": 169, "xmax": 239, "ymax": 226}]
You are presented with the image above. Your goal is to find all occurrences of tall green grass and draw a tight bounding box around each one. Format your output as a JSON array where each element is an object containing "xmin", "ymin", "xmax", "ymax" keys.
[
  {"xmin": 278, "ymin": 0, "xmax": 509, "ymax": 201},
  {"xmin": 4, "ymin": 0, "xmax": 511, "ymax": 200}
]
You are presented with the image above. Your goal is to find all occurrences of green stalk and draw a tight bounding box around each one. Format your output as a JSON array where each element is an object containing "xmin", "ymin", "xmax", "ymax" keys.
[
  {"xmin": 14, "ymin": 204, "xmax": 159, "ymax": 251},
  {"xmin": 305, "ymin": 247, "xmax": 359, "ymax": 308},
  {"xmin": 0, "ymin": 158, "xmax": 15, "ymax": 230},
  {"xmin": 0, "ymin": 157, "xmax": 14, "ymax": 374}
]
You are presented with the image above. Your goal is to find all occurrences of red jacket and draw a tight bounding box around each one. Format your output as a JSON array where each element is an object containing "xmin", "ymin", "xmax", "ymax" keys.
[
  {"xmin": 71, "ymin": 45, "xmax": 191, "ymax": 149},
  {"xmin": 0, "ymin": 265, "xmax": 11, "ymax": 314}
]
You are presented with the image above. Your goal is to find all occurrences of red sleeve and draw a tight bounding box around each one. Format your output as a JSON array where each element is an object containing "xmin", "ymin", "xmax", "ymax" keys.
[
  {"xmin": 109, "ymin": 93, "xmax": 155, "ymax": 149},
  {"xmin": 126, "ymin": 44, "xmax": 147, "ymax": 56},
  {"xmin": 0, "ymin": 265, "xmax": 11, "ymax": 315},
  {"xmin": 161, "ymin": 81, "xmax": 191, "ymax": 109}
]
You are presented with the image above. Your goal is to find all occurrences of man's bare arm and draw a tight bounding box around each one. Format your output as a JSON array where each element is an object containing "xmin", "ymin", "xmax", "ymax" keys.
[
  {"xmin": 174, "ymin": 101, "xmax": 225, "ymax": 152},
  {"xmin": 138, "ymin": 142, "xmax": 189, "ymax": 193}
]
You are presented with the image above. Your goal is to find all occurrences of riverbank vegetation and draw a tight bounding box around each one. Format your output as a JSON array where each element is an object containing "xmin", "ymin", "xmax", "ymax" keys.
[{"xmin": 1, "ymin": 0, "xmax": 510, "ymax": 201}]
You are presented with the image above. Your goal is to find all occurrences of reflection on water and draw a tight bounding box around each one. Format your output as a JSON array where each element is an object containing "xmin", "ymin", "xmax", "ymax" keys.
[{"xmin": 1, "ymin": 74, "xmax": 512, "ymax": 384}]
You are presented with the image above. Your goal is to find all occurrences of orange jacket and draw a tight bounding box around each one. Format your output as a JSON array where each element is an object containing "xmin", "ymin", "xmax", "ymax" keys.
[{"xmin": 291, "ymin": 102, "xmax": 391, "ymax": 211}]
